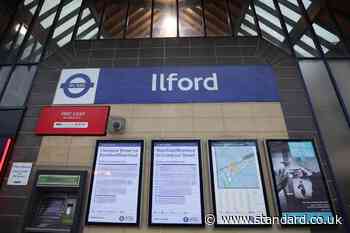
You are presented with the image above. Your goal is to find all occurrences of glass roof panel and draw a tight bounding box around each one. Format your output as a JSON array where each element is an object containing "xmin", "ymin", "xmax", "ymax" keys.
[
  {"xmin": 81, "ymin": 8, "xmax": 91, "ymax": 20},
  {"xmin": 244, "ymin": 14, "xmax": 255, "ymax": 24},
  {"xmin": 40, "ymin": 0, "xmax": 60, "ymax": 16},
  {"xmin": 259, "ymin": 21, "xmax": 285, "ymax": 42},
  {"xmin": 255, "ymin": 6, "xmax": 282, "ymax": 29},
  {"xmin": 259, "ymin": 0, "xmax": 276, "ymax": 9},
  {"xmin": 41, "ymin": 14, "xmax": 56, "ymax": 29},
  {"xmin": 59, "ymin": 0, "xmax": 82, "ymax": 20},
  {"xmin": 240, "ymin": 24, "xmax": 257, "ymax": 36},
  {"xmin": 14, "ymin": 0, "xmax": 347, "ymax": 60},
  {"xmin": 286, "ymin": 0, "xmax": 299, "ymax": 7},
  {"xmin": 57, "ymin": 32, "xmax": 73, "ymax": 47},
  {"xmin": 29, "ymin": 6, "xmax": 37, "ymax": 14},
  {"xmin": 279, "ymin": 3, "xmax": 301, "ymax": 22},
  {"xmin": 77, "ymin": 19, "xmax": 95, "ymax": 35},
  {"xmin": 24, "ymin": 0, "xmax": 34, "ymax": 5},
  {"xmin": 301, "ymin": 0, "xmax": 312, "ymax": 9},
  {"xmin": 81, "ymin": 28, "xmax": 99, "ymax": 40},
  {"xmin": 40, "ymin": 0, "xmax": 60, "ymax": 29},
  {"xmin": 53, "ymin": 16, "xmax": 78, "ymax": 38},
  {"xmin": 313, "ymin": 23, "xmax": 340, "ymax": 44},
  {"xmin": 300, "ymin": 35, "xmax": 317, "ymax": 49},
  {"xmin": 294, "ymin": 44, "xmax": 314, "ymax": 57}
]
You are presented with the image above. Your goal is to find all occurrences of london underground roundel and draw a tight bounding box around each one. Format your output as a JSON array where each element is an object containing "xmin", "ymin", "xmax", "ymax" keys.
[{"xmin": 60, "ymin": 73, "xmax": 95, "ymax": 98}]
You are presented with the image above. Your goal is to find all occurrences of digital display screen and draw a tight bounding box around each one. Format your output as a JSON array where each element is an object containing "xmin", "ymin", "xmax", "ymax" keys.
[
  {"xmin": 150, "ymin": 140, "xmax": 204, "ymax": 225},
  {"xmin": 267, "ymin": 140, "xmax": 335, "ymax": 225},
  {"xmin": 209, "ymin": 140, "xmax": 269, "ymax": 225},
  {"xmin": 87, "ymin": 140, "xmax": 143, "ymax": 225}
]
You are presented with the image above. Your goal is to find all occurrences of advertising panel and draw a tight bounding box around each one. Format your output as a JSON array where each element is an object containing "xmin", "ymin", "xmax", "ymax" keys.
[
  {"xmin": 209, "ymin": 140, "xmax": 269, "ymax": 225},
  {"xmin": 266, "ymin": 140, "xmax": 335, "ymax": 225},
  {"xmin": 87, "ymin": 140, "xmax": 143, "ymax": 225},
  {"xmin": 150, "ymin": 140, "xmax": 204, "ymax": 225}
]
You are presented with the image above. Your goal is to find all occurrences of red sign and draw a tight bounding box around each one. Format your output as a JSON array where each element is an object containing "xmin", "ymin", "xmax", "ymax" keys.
[{"xmin": 36, "ymin": 106, "xmax": 110, "ymax": 135}]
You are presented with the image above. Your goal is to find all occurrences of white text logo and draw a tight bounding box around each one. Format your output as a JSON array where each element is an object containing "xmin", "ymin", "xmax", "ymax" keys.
[{"xmin": 152, "ymin": 73, "xmax": 219, "ymax": 92}]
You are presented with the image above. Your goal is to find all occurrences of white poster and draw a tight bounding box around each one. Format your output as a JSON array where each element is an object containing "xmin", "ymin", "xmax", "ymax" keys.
[
  {"xmin": 87, "ymin": 141, "xmax": 143, "ymax": 224},
  {"xmin": 53, "ymin": 69, "xmax": 100, "ymax": 105},
  {"xmin": 210, "ymin": 140, "xmax": 268, "ymax": 225},
  {"xmin": 7, "ymin": 162, "xmax": 32, "ymax": 186},
  {"xmin": 150, "ymin": 141, "xmax": 203, "ymax": 225}
]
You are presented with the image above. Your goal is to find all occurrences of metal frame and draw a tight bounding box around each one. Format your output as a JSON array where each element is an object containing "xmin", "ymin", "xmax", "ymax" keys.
[
  {"xmin": 1, "ymin": 0, "xmax": 349, "ymax": 56},
  {"xmin": 200, "ymin": 0, "xmax": 207, "ymax": 37},
  {"xmin": 273, "ymin": 0, "xmax": 349, "ymax": 229},
  {"xmin": 297, "ymin": 0, "xmax": 350, "ymax": 127},
  {"xmin": 72, "ymin": 0, "xmax": 87, "ymax": 41},
  {"xmin": 250, "ymin": 0, "xmax": 262, "ymax": 37},
  {"xmin": 265, "ymin": 139, "xmax": 337, "ymax": 226},
  {"xmin": 326, "ymin": 1, "xmax": 350, "ymax": 53},
  {"xmin": 150, "ymin": 0, "xmax": 154, "ymax": 38},
  {"xmin": 97, "ymin": 1, "xmax": 106, "ymax": 39},
  {"xmin": 86, "ymin": 140, "xmax": 144, "ymax": 226},
  {"xmin": 208, "ymin": 139, "xmax": 271, "ymax": 227},
  {"xmin": 39, "ymin": 0, "xmax": 65, "ymax": 61},
  {"xmin": 0, "ymin": 0, "xmax": 44, "ymax": 101},
  {"xmin": 123, "ymin": 0, "xmax": 131, "ymax": 39},
  {"xmin": 0, "ymin": 0, "xmax": 349, "ymax": 229},
  {"xmin": 149, "ymin": 139, "xmax": 205, "ymax": 227},
  {"xmin": 176, "ymin": 0, "xmax": 179, "ymax": 37}
]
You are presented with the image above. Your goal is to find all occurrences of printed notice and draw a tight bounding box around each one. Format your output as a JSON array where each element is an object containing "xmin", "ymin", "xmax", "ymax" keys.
[
  {"xmin": 7, "ymin": 162, "xmax": 32, "ymax": 186},
  {"xmin": 209, "ymin": 141, "xmax": 268, "ymax": 225},
  {"xmin": 87, "ymin": 141, "xmax": 143, "ymax": 224},
  {"xmin": 150, "ymin": 141, "xmax": 203, "ymax": 225}
]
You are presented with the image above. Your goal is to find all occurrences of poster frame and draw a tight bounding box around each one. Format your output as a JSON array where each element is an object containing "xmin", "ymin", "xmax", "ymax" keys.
[
  {"xmin": 208, "ymin": 139, "xmax": 271, "ymax": 227},
  {"xmin": 266, "ymin": 139, "xmax": 336, "ymax": 226},
  {"xmin": 149, "ymin": 139, "xmax": 205, "ymax": 227},
  {"xmin": 86, "ymin": 140, "xmax": 144, "ymax": 226}
]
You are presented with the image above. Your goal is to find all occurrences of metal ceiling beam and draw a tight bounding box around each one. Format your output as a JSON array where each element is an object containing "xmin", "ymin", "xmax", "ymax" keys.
[
  {"xmin": 282, "ymin": 0, "xmax": 323, "ymax": 46},
  {"xmin": 231, "ymin": 0, "xmax": 250, "ymax": 36}
]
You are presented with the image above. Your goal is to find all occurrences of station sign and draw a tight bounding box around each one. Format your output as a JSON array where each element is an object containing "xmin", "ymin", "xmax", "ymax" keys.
[
  {"xmin": 35, "ymin": 106, "xmax": 109, "ymax": 135},
  {"xmin": 53, "ymin": 66, "xmax": 280, "ymax": 105}
]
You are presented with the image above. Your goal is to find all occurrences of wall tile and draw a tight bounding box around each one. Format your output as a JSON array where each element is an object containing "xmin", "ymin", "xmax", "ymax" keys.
[
  {"xmin": 193, "ymin": 118, "xmax": 224, "ymax": 132},
  {"xmin": 193, "ymin": 104, "xmax": 221, "ymax": 117},
  {"xmin": 5, "ymin": 37, "xmax": 324, "ymax": 233}
]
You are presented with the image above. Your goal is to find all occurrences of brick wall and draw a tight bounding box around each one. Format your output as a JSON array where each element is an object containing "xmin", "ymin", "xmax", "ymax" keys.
[{"xmin": 0, "ymin": 37, "xmax": 344, "ymax": 233}]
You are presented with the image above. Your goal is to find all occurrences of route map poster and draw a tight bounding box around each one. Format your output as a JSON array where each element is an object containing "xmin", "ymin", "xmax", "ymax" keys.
[{"xmin": 209, "ymin": 140, "xmax": 269, "ymax": 225}]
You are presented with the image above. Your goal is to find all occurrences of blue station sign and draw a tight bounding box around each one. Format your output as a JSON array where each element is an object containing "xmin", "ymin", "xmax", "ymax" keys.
[{"xmin": 53, "ymin": 65, "xmax": 280, "ymax": 105}]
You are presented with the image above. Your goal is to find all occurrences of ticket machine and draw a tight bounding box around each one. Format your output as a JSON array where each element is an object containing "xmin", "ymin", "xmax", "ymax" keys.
[{"xmin": 23, "ymin": 170, "xmax": 87, "ymax": 233}]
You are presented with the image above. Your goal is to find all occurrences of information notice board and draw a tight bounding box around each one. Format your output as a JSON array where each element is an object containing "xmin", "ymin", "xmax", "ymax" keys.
[
  {"xmin": 208, "ymin": 140, "xmax": 269, "ymax": 225},
  {"xmin": 149, "ymin": 140, "xmax": 204, "ymax": 226},
  {"xmin": 87, "ymin": 140, "xmax": 143, "ymax": 225},
  {"xmin": 266, "ymin": 139, "xmax": 335, "ymax": 225}
]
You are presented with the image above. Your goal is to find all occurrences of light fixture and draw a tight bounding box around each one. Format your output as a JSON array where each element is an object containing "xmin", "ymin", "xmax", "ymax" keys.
[
  {"xmin": 162, "ymin": 14, "xmax": 177, "ymax": 36},
  {"xmin": 15, "ymin": 24, "xmax": 27, "ymax": 35}
]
